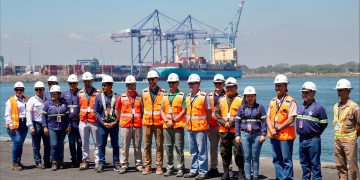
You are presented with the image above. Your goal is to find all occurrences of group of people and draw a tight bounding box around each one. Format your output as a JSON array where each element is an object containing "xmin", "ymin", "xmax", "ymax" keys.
[{"xmin": 4, "ymin": 70, "xmax": 359, "ymax": 180}]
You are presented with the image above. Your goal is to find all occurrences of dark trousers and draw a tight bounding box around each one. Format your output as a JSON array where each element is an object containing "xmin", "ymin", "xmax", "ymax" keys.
[
  {"xmin": 220, "ymin": 132, "xmax": 244, "ymax": 175},
  {"xmin": 68, "ymin": 122, "xmax": 82, "ymax": 162},
  {"xmin": 31, "ymin": 122, "xmax": 50, "ymax": 165},
  {"xmin": 98, "ymin": 125, "xmax": 119, "ymax": 165}
]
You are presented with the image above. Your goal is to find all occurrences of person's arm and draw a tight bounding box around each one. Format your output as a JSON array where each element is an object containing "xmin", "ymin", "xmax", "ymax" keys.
[
  {"xmin": 4, "ymin": 99, "xmax": 13, "ymax": 128},
  {"xmin": 94, "ymin": 95, "xmax": 105, "ymax": 126},
  {"xmin": 260, "ymin": 105, "xmax": 268, "ymax": 136},
  {"xmin": 215, "ymin": 105, "xmax": 226, "ymax": 127},
  {"xmin": 26, "ymin": 98, "xmax": 34, "ymax": 129},
  {"xmin": 42, "ymin": 103, "xmax": 49, "ymax": 128},
  {"xmin": 318, "ymin": 105, "xmax": 328, "ymax": 135},
  {"xmin": 354, "ymin": 106, "xmax": 360, "ymax": 137},
  {"xmin": 115, "ymin": 96, "xmax": 122, "ymax": 120},
  {"xmin": 235, "ymin": 108, "xmax": 242, "ymax": 137},
  {"xmin": 205, "ymin": 95, "xmax": 212, "ymax": 123},
  {"xmin": 266, "ymin": 103, "xmax": 276, "ymax": 136},
  {"xmin": 276, "ymin": 101, "xmax": 297, "ymax": 131}
]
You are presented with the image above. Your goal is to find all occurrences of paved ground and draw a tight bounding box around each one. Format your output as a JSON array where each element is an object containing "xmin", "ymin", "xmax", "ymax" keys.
[{"xmin": 0, "ymin": 138, "xmax": 338, "ymax": 180}]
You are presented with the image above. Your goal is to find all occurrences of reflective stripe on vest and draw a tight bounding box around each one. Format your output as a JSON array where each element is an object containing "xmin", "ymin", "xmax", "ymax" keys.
[
  {"xmin": 267, "ymin": 95, "xmax": 296, "ymax": 140},
  {"xmin": 296, "ymin": 115, "xmax": 327, "ymax": 124},
  {"xmin": 219, "ymin": 95, "xmax": 243, "ymax": 133},
  {"xmin": 142, "ymin": 88, "xmax": 165, "ymax": 126},
  {"xmin": 101, "ymin": 92, "xmax": 116, "ymax": 117},
  {"xmin": 333, "ymin": 100, "xmax": 358, "ymax": 140},
  {"xmin": 186, "ymin": 91, "xmax": 208, "ymax": 131},
  {"xmin": 163, "ymin": 92, "xmax": 186, "ymax": 129},
  {"xmin": 78, "ymin": 88, "xmax": 99, "ymax": 123},
  {"xmin": 120, "ymin": 93, "xmax": 142, "ymax": 128},
  {"xmin": 6, "ymin": 96, "xmax": 28, "ymax": 129}
]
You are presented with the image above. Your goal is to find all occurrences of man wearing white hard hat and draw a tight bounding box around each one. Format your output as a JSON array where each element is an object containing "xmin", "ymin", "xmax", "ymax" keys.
[
  {"xmin": 266, "ymin": 74, "xmax": 297, "ymax": 180},
  {"xmin": 42, "ymin": 85, "xmax": 71, "ymax": 171},
  {"xmin": 332, "ymin": 79, "xmax": 359, "ymax": 180},
  {"xmin": 44, "ymin": 75, "xmax": 59, "ymax": 102},
  {"xmin": 61, "ymin": 74, "xmax": 82, "ymax": 168},
  {"xmin": 93, "ymin": 75, "xmax": 120, "ymax": 173},
  {"xmin": 78, "ymin": 71, "xmax": 101, "ymax": 170},
  {"xmin": 4, "ymin": 81, "xmax": 29, "ymax": 171},
  {"xmin": 295, "ymin": 81, "xmax": 328, "ymax": 180},
  {"xmin": 26, "ymin": 81, "xmax": 51, "ymax": 169},
  {"xmin": 161, "ymin": 73, "xmax": 186, "ymax": 177},
  {"xmin": 183, "ymin": 74, "xmax": 211, "ymax": 180},
  {"xmin": 206, "ymin": 74, "xmax": 225, "ymax": 178},
  {"xmin": 115, "ymin": 75, "xmax": 144, "ymax": 174},
  {"xmin": 215, "ymin": 77, "xmax": 245, "ymax": 180},
  {"xmin": 141, "ymin": 70, "xmax": 166, "ymax": 175}
]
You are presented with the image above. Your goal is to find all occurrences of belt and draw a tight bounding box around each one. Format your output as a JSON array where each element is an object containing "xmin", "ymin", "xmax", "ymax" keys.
[
  {"xmin": 241, "ymin": 129, "xmax": 261, "ymax": 134},
  {"xmin": 19, "ymin": 118, "xmax": 26, "ymax": 121},
  {"xmin": 300, "ymin": 134, "xmax": 320, "ymax": 140}
]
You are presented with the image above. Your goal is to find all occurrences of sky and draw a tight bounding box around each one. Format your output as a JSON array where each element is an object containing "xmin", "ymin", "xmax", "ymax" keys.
[{"xmin": 0, "ymin": 0, "xmax": 359, "ymax": 68}]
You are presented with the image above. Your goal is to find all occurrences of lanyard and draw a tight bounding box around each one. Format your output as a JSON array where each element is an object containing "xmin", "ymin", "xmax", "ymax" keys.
[
  {"xmin": 101, "ymin": 92, "xmax": 115, "ymax": 116},
  {"xmin": 275, "ymin": 94, "xmax": 287, "ymax": 114}
]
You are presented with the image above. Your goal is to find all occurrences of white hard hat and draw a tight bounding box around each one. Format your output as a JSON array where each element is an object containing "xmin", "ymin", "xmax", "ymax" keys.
[
  {"xmin": 48, "ymin": 76, "xmax": 58, "ymax": 82},
  {"xmin": 49, "ymin": 85, "xmax": 61, "ymax": 93},
  {"xmin": 82, "ymin": 72, "xmax": 94, "ymax": 80},
  {"xmin": 301, "ymin": 81, "xmax": 317, "ymax": 91},
  {"xmin": 14, "ymin": 81, "xmax": 24, "ymax": 88},
  {"xmin": 225, "ymin": 77, "xmax": 237, "ymax": 86},
  {"xmin": 244, "ymin": 86, "xmax": 256, "ymax": 95},
  {"xmin": 147, "ymin": 70, "xmax": 159, "ymax": 78},
  {"xmin": 125, "ymin": 75, "xmax": 137, "ymax": 84},
  {"xmin": 102, "ymin": 75, "xmax": 114, "ymax": 83},
  {"xmin": 34, "ymin": 81, "xmax": 45, "ymax": 88},
  {"xmin": 335, "ymin": 79, "xmax": 352, "ymax": 89},
  {"xmin": 187, "ymin": 74, "xmax": 201, "ymax": 83},
  {"xmin": 167, "ymin": 73, "xmax": 179, "ymax": 82},
  {"xmin": 213, "ymin": 74, "xmax": 225, "ymax": 82},
  {"xmin": 274, "ymin": 74, "xmax": 289, "ymax": 84},
  {"xmin": 67, "ymin": 74, "xmax": 79, "ymax": 82}
]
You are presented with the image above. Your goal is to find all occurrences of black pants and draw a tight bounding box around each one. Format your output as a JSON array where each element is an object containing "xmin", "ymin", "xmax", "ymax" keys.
[{"xmin": 220, "ymin": 132, "xmax": 244, "ymax": 175}]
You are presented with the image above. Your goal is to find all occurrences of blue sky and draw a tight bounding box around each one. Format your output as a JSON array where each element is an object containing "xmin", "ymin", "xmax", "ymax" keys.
[{"xmin": 1, "ymin": 0, "xmax": 359, "ymax": 67}]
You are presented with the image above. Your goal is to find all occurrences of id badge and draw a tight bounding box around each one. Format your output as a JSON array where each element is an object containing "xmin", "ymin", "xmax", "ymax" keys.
[
  {"xmin": 247, "ymin": 123, "xmax": 252, "ymax": 132},
  {"xmin": 299, "ymin": 120, "xmax": 303, "ymax": 129},
  {"xmin": 227, "ymin": 112, "xmax": 230, "ymax": 120},
  {"xmin": 274, "ymin": 115, "xmax": 279, "ymax": 122},
  {"xmin": 335, "ymin": 123, "xmax": 340, "ymax": 131},
  {"xmin": 57, "ymin": 115, "xmax": 62, "ymax": 123},
  {"xmin": 87, "ymin": 107, "xmax": 91, "ymax": 112},
  {"xmin": 70, "ymin": 107, "xmax": 74, "ymax": 114},
  {"xmin": 132, "ymin": 109, "xmax": 135, "ymax": 114},
  {"xmin": 169, "ymin": 107, "xmax": 173, "ymax": 114}
]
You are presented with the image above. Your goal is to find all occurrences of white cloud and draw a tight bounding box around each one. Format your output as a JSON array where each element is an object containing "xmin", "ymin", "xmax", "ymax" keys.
[
  {"xmin": 95, "ymin": 33, "xmax": 111, "ymax": 40},
  {"xmin": 67, "ymin": 32, "xmax": 85, "ymax": 40}
]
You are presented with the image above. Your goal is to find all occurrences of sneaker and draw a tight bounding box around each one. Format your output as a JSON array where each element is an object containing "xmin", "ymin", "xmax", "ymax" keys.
[
  {"xmin": 119, "ymin": 167, "xmax": 127, "ymax": 174},
  {"xmin": 70, "ymin": 160, "xmax": 79, "ymax": 168},
  {"xmin": 195, "ymin": 174, "xmax": 208, "ymax": 180},
  {"xmin": 36, "ymin": 163, "xmax": 45, "ymax": 169},
  {"xmin": 221, "ymin": 172, "xmax": 230, "ymax": 180},
  {"xmin": 156, "ymin": 166, "xmax": 163, "ymax": 175},
  {"xmin": 142, "ymin": 166, "xmax": 151, "ymax": 175},
  {"xmin": 11, "ymin": 163, "xmax": 22, "ymax": 171},
  {"xmin": 96, "ymin": 165, "xmax": 104, "ymax": 173},
  {"xmin": 79, "ymin": 160, "xmax": 89, "ymax": 170},
  {"xmin": 44, "ymin": 163, "xmax": 52, "ymax": 169},
  {"xmin": 113, "ymin": 164, "xmax": 120, "ymax": 172},
  {"xmin": 51, "ymin": 161, "xmax": 58, "ymax": 171},
  {"xmin": 176, "ymin": 170, "xmax": 184, "ymax": 177},
  {"xmin": 184, "ymin": 172, "xmax": 198, "ymax": 178},
  {"xmin": 229, "ymin": 168, "xmax": 234, "ymax": 178},
  {"xmin": 58, "ymin": 160, "xmax": 64, "ymax": 169},
  {"xmin": 207, "ymin": 168, "xmax": 220, "ymax": 178},
  {"xmin": 136, "ymin": 166, "xmax": 144, "ymax": 173},
  {"xmin": 94, "ymin": 163, "xmax": 99, "ymax": 171},
  {"xmin": 163, "ymin": 169, "xmax": 174, "ymax": 177}
]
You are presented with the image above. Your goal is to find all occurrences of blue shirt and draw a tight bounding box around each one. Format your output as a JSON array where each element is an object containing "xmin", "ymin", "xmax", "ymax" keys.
[
  {"xmin": 94, "ymin": 92, "xmax": 119, "ymax": 126},
  {"xmin": 42, "ymin": 101, "xmax": 70, "ymax": 130},
  {"xmin": 296, "ymin": 100, "xmax": 328, "ymax": 137},
  {"xmin": 44, "ymin": 91, "xmax": 51, "ymax": 103},
  {"xmin": 235, "ymin": 103, "xmax": 267, "ymax": 136},
  {"xmin": 61, "ymin": 89, "xmax": 80, "ymax": 127}
]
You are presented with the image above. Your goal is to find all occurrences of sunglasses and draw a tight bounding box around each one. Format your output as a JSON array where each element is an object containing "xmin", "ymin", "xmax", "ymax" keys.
[
  {"xmin": 50, "ymin": 92, "xmax": 59, "ymax": 96},
  {"xmin": 83, "ymin": 80, "xmax": 92, "ymax": 83},
  {"xmin": 48, "ymin": 82, "xmax": 58, "ymax": 85},
  {"xmin": 302, "ymin": 91, "xmax": 312, "ymax": 94},
  {"xmin": 35, "ymin": 88, "xmax": 44, "ymax": 92},
  {"xmin": 148, "ymin": 78, "xmax": 156, "ymax": 82},
  {"xmin": 102, "ymin": 83, "xmax": 113, "ymax": 87},
  {"xmin": 126, "ymin": 83, "xmax": 136, "ymax": 87},
  {"xmin": 14, "ymin": 88, "xmax": 24, "ymax": 92},
  {"xmin": 214, "ymin": 82, "xmax": 224, "ymax": 86},
  {"xmin": 168, "ymin": 82, "xmax": 177, "ymax": 85},
  {"xmin": 188, "ymin": 82, "xmax": 198, "ymax": 86},
  {"xmin": 68, "ymin": 82, "xmax": 77, "ymax": 85}
]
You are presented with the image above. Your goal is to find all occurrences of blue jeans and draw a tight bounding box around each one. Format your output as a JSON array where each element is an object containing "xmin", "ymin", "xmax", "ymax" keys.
[
  {"xmin": 189, "ymin": 131, "xmax": 208, "ymax": 175},
  {"xmin": 270, "ymin": 138, "xmax": 294, "ymax": 180},
  {"xmin": 299, "ymin": 136, "xmax": 322, "ymax": 180},
  {"xmin": 49, "ymin": 129, "xmax": 66, "ymax": 162},
  {"xmin": 68, "ymin": 123, "xmax": 82, "ymax": 162},
  {"xmin": 31, "ymin": 122, "xmax": 50, "ymax": 165},
  {"xmin": 98, "ymin": 125, "xmax": 119, "ymax": 166},
  {"xmin": 7, "ymin": 120, "xmax": 28, "ymax": 164},
  {"xmin": 241, "ymin": 132, "xmax": 263, "ymax": 179}
]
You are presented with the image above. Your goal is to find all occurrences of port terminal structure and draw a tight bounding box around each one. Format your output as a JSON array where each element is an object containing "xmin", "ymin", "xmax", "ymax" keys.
[{"xmin": 110, "ymin": 1, "xmax": 245, "ymax": 76}]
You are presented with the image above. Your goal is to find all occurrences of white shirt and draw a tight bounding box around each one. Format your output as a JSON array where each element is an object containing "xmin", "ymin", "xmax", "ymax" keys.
[
  {"xmin": 26, "ymin": 95, "xmax": 45, "ymax": 129},
  {"xmin": 4, "ymin": 95, "xmax": 27, "ymax": 128}
]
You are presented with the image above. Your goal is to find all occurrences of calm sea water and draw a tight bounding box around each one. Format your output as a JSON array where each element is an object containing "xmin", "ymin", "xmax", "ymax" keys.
[{"xmin": 0, "ymin": 77, "xmax": 359, "ymax": 162}]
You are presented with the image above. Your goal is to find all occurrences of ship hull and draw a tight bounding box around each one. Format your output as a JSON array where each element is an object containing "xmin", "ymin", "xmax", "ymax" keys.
[{"xmin": 153, "ymin": 67, "xmax": 242, "ymax": 80}]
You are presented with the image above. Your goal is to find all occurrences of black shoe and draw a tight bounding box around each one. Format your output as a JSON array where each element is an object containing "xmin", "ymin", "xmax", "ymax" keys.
[
  {"xmin": 195, "ymin": 174, "xmax": 208, "ymax": 180},
  {"xmin": 184, "ymin": 172, "xmax": 198, "ymax": 178},
  {"xmin": 96, "ymin": 165, "xmax": 104, "ymax": 173},
  {"xmin": 163, "ymin": 169, "xmax": 175, "ymax": 177},
  {"xmin": 221, "ymin": 172, "xmax": 230, "ymax": 180},
  {"xmin": 207, "ymin": 168, "xmax": 220, "ymax": 178},
  {"xmin": 71, "ymin": 160, "xmax": 79, "ymax": 168},
  {"xmin": 113, "ymin": 164, "xmax": 120, "ymax": 172},
  {"xmin": 237, "ymin": 173, "xmax": 245, "ymax": 180}
]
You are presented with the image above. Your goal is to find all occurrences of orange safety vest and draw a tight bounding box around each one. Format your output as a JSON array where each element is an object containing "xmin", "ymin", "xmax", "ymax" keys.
[
  {"xmin": 267, "ymin": 95, "xmax": 296, "ymax": 141},
  {"xmin": 119, "ymin": 93, "xmax": 142, "ymax": 128},
  {"xmin": 218, "ymin": 95, "xmax": 243, "ymax": 133},
  {"xmin": 78, "ymin": 88, "xmax": 100, "ymax": 123},
  {"xmin": 6, "ymin": 96, "xmax": 28, "ymax": 129},
  {"xmin": 207, "ymin": 92, "xmax": 219, "ymax": 127},
  {"xmin": 333, "ymin": 100, "xmax": 358, "ymax": 141},
  {"xmin": 186, "ymin": 90, "xmax": 208, "ymax": 131},
  {"xmin": 142, "ymin": 87, "xmax": 166, "ymax": 126},
  {"xmin": 162, "ymin": 92, "xmax": 186, "ymax": 129}
]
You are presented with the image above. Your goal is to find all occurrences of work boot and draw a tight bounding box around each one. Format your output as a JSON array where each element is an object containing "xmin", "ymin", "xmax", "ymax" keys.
[
  {"xmin": 119, "ymin": 166, "xmax": 127, "ymax": 174},
  {"xmin": 156, "ymin": 166, "xmax": 163, "ymax": 175},
  {"xmin": 184, "ymin": 172, "xmax": 198, "ymax": 178},
  {"xmin": 222, "ymin": 165, "xmax": 230, "ymax": 180},
  {"xmin": 51, "ymin": 161, "xmax": 58, "ymax": 171},
  {"xmin": 113, "ymin": 164, "xmax": 120, "ymax": 172},
  {"xmin": 11, "ymin": 163, "xmax": 22, "ymax": 171},
  {"xmin": 96, "ymin": 165, "xmax": 104, "ymax": 173},
  {"xmin": 136, "ymin": 165, "xmax": 144, "ymax": 173},
  {"xmin": 79, "ymin": 160, "xmax": 89, "ymax": 170},
  {"xmin": 207, "ymin": 168, "xmax": 220, "ymax": 178},
  {"xmin": 163, "ymin": 169, "xmax": 174, "ymax": 176},
  {"xmin": 176, "ymin": 170, "xmax": 184, "ymax": 177},
  {"xmin": 142, "ymin": 166, "xmax": 151, "ymax": 175},
  {"xmin": 70, "ymin": 160, "xmax": 78, "ymax": 168},
  {"xmin": 195, "ymin": 173, "xmax": 208, "ymax": 180},
  {"xmin": 237, "ymin": 172, "xmax": 245, "ymax": 180},
  {"xmin": 58, "ymin": 160, "xmax": 64, "ymax": 169},
  {"xmin": 36, "ymin": 163, "xmax": 45, "ymax": 169}
]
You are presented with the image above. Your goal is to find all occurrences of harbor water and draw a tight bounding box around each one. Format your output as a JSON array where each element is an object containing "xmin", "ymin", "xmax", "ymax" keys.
[{"xmin": 0, "ymin": 77, "xmax": 359, "ymax": 163}]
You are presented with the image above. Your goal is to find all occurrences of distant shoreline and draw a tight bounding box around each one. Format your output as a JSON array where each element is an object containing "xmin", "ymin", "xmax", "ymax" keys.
[{"xmin": 0, "ymin": 72, "xmax": 359, "ymax": 83}]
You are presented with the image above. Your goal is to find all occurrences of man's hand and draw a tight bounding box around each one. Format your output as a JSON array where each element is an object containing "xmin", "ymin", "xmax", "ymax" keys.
[
  {"xmin": 30, "ymin": 128, "xmax": 35, "ymax": 135},
  {"xmin": 260, "ymin": 135, "xmax": 266, "ymax": 143},
  {"xmin": 66, "ymin": 127, "xmax": 71, "ymax": 135},
  {"xmin": 166, "ymin": 121, "xmax": 174, "ymax": 128},
  {"xmin": 44, "ymin": 127, "xmax": 49, "ymax": 136},
  {"xmin": 235, "ymin": 136, "xmax": 241, "ymax": 143}
]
